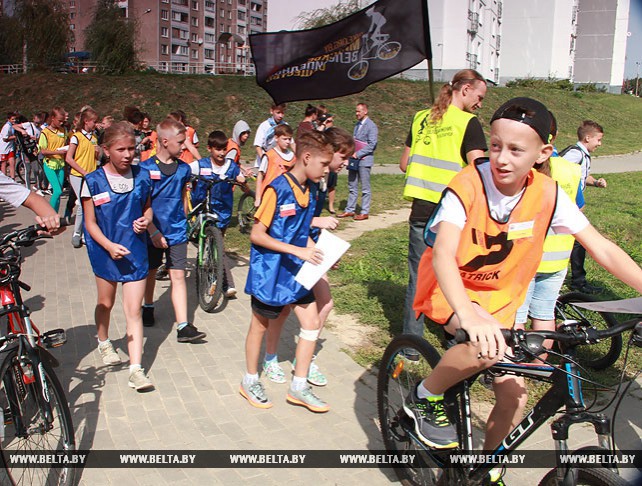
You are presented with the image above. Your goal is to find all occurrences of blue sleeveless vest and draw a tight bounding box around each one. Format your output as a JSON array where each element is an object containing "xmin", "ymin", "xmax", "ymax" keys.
[
  {"xmin": 191, "ymin": 157, "xmax": 240, "ymax": 228},
  {"xmin": 140, "ymin": 157, "xmax": 191, "ymax": 245},
  {"xmin": 83, "ymin": 166, "xmax": 152, "ymax": 282},
  {"xmin": 309, "ymin": 181, "xmax": 327, "ymax": 242},
  {"xmin": 245, "ymin": 174, "xmax": 318, "ymax": 305}
]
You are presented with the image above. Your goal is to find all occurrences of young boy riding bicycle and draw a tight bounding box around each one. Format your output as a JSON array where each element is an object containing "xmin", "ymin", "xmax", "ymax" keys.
[{"xmin": 407, "ymin": 98, "xmax": 642, "ymax": 467}]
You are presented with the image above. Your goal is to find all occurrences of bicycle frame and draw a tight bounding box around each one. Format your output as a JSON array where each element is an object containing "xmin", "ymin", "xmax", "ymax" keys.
[{"xmin": 433, "ymin": 352, "xmax": 616, "ymax": 484}]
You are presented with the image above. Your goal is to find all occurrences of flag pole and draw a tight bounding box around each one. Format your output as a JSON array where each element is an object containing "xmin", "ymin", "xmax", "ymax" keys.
[{"xmin": 421, "ymin": 0, "xmax": 434, "ymax": 103}]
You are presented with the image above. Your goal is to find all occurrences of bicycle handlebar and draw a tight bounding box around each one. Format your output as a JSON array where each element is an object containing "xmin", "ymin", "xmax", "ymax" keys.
[
  {"xmin": 0, "ymin": 216, "xmax": 74, "ymax": 248},
  {"xmin": 190, "ymin": 174, "xmax": 247, "ymax": 188},
  {"xmin": 454, "ymin": 318, "xmax": 642, "ymax": 350}
]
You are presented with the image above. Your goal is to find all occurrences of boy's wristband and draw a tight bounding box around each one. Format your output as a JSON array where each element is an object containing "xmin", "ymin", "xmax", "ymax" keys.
[{"xmin": 149, "ymin": 230, "xmax": 160, "ymax": 238}]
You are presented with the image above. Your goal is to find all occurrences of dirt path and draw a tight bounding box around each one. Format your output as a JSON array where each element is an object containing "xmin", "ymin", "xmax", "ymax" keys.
[{"xmin": 325, "ymin": 206, "xmax": 410, "ymax": 349}]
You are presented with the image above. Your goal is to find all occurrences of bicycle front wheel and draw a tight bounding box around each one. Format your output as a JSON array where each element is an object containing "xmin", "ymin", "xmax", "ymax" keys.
[
  {"xmin": 0, "ymin": 348, "xmax": 76, "ymax": 486},
  {"xmin": 377, "ymin": 334, "xmax": 455, "ymax": 485},
  {"xmin": 196, "ymin": 224, "xmax": 226, "ymax": 313},
  {"xmin": 555, "ymin": 292, "xmax": 623, "ymax": 370},
  {"xmin": 539, "ymin": 466, "xmax": 628, "ymax": 485},
  {"xmin": 237, "ymin": 190, "xmax": 256, "ymax": 234}
]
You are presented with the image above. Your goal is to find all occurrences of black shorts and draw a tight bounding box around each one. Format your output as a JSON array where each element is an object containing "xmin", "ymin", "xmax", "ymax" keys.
[
  {"xmin": 148, "ymin": 242, "xmax": 188, "ymax": 270},
  {"xmin": 327, "ymin": 171, "xmax": 338, "ymax": 189},
  {"xmin": 251, "ymin": 293, "xmax": 315, "ymax": 320}
]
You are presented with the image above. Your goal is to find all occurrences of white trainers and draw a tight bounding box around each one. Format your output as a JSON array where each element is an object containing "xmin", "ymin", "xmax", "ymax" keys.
[
  {"xmin": 128, "ymin": 368, "xmax": 154, "ymax": 392},
  {"xmin": 97, "ymin": 341, "xmax": 122, "ymax": 366}
]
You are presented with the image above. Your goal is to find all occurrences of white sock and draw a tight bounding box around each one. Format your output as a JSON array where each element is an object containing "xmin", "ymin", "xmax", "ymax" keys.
[
  {"xmin": 129, "ymin": 364, "xmax": 142, "ymax": 374},
  {"xmin": 97, "ymin": 338, "xmax": 110, "ymax": 346},
  {"xmin": 244, "ymin": 373, "xmax": 259, "ymax": 385},
  {"xmin": 291, "ymin": 375, "xmax": 308, "ymax": 391},
  {"xmin": 416, "ymin": 381, "xmax": 442, "ymax": 400}
]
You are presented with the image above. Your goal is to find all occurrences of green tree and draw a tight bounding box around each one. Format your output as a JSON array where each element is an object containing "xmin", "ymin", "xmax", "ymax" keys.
[
  {"xmin": 0, "ymin": 0, "xmax": 70, "ymax": 68},
  {"xmin": 85, "ymin": 0, "xmax": 138, "ymax": 74},
  {"xmin": 295, "ymin": 0, "xmax": 362, "ymax": 29}
]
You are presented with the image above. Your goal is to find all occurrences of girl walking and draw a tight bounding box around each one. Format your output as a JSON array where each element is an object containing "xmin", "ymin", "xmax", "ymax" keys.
[{"xmin": 81, "ymin": 122, "xmax": 154, "ymax": 391}]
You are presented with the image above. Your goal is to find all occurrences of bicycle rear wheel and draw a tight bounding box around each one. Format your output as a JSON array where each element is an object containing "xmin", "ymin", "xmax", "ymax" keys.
[
  {"xmin": 0, "ymin": 348, "xmax": 76, "ymax": 486},
  {"xmin": 196, "ymin": 224, "xmax": 226, "ymax": 313},
  {"xmin": 15, "ymin": 158, "xmax": 27, "ymax": 186},
  {"xmin": 237, "ymin": 191, "xmax": 256, "ymax": 234},
  {"xmin": 539, "ymin": 466, "xmax": 628, "ymax": 485},
  {"xmin": 555, "ymin": 292, "xmax": 622, "ymax": 370},
  {"xmin": 377, "ymin": 334, "xmax": 457, "ymax": 485}
]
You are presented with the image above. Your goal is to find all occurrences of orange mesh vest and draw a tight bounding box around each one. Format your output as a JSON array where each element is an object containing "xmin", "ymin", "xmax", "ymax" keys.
[
  {"xmin": 413, "ymin": 162, "xmax": 558, "ymax": 328},
  {"xmin": 263, "ymin": 149, "xmax": 296, "ymax": 192},
  {"xmin": 226, "ymin": 139, "xmax": 241, "ymax": 164}
]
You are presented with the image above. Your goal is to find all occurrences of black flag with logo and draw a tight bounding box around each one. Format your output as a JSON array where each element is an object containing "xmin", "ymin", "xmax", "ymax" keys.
[{"xmin": 249, "ymin": 0, "xmax": 431, "ymax": 104}]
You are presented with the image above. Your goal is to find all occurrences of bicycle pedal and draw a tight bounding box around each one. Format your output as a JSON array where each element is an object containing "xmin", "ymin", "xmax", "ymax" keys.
[{"xmin": 42, "ymin": 328, "xmax": 67, "ymax": 348}]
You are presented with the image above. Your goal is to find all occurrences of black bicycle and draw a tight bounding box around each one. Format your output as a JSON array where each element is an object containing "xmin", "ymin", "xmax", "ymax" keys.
[
  {"xmin": 237, "ymin": 188, "xmax": 256, "ymax": 234},
  {"xmin": 0, "ymin": 222, "xmax": 75, "ymax": 485},
  {"xmin": 378, "ymin": 298, "xmax": 642, "ymax": 485},
  {"xmin": 555, "ymin": 292, "xmax": 623, "ymax": 370}
]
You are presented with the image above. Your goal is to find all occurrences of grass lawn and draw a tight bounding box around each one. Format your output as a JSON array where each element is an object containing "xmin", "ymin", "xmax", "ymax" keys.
[
  {"xmin": 2, "ymin": 73, "xmax": 641, "ymax": 164},
  {"xmin": 327, "ymin": 171, "xmax": 642, "ymax": 405}
]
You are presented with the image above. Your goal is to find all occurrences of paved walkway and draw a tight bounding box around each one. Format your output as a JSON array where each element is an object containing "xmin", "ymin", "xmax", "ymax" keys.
[{"xmin": 1, "ymin": 169, "xmax": 640, "ymax": 484}]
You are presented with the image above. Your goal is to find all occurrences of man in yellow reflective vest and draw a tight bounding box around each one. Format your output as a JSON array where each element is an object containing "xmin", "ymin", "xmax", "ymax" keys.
[{"xmin": 399, "ymin": 70, "xmax": 488, "ymax": 357}]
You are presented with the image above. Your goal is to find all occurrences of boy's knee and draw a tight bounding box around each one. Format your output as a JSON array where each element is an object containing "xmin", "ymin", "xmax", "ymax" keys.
[{"xmin": 299, "ymin": 327, "xmax": 320, "ymax": 342}]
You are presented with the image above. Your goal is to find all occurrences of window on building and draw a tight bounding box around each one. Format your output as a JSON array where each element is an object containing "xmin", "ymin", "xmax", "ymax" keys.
[
  {"xmin": 238, "ymin": 25, "xmax": 245, "ymax": 35},
  {"xmin": 205, "ymin": 33, "xmax": 216, "ymax": 43},
  {"xmin": 205, "ymin": 49, "xmax": 214, "ymax": 59},
  {"xmin": 69, "ymin": 12, "xmax": 75, "ymax": 19},
  {"xmin": 238, "ymin": 11, "xmax": 245, "ymax": 21},
  {"xmin": 161, "ymin": 44, "xmax": 169, "ymax": 54},
  {"xmin": 161, "ymin": 27, "xmax": 169, "ymax": 37},
  {"xmin": 172, "ymin": 45, "xmax": 189, "ymax": 56},
  {"xmin": 191, "ymin": 49, "xmax": 198, "ymax": 59},
  {"xmin": 192, "ymin": 16, "xmax": 198, "ymax": 27},
  {"xmin": 205, "ymin": 17, "xmax": 215, "ymax": 28},
  {"xmin": 251, "ymin": 2, "xmax": 262, "ymax": 12},
  {"xmin": 161, "ymin": 10, "xmax": 169, "ymax": 20},
  {"xmin": 69, "ymin": 0, "xmax": 75, "ymax": 6},
  {"xmin": 192, "ymin": 1, "xmax": 199, "ymax": 10},
  {"xmin": 228, "ymin": 11, "xmax": 232, "ymax": 19},
  {"xmin": 70, "ymin": 24, "xmax": 75, "ymax": 30},
  {"xmin": 205, "ymin": 1, "xmax": 215, "ymax": 9},
  {"xmin": 172, "ymin": 11, "xmax": 188, "ymax": 22},
  {"xmin": 220, "ymin": 9, "xmax": 225, "ymax": 17}
]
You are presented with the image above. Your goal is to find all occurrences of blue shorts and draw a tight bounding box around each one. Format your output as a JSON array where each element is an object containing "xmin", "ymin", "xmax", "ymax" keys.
[{"xmin": 515, "ymin": 268, "xmax": 567, "ymax": 324}]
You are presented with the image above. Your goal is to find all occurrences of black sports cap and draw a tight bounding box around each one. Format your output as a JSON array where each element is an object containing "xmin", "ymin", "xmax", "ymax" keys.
[{"xmin": 490, "ymin": 97, "xmax": 552, "ymax": 144}]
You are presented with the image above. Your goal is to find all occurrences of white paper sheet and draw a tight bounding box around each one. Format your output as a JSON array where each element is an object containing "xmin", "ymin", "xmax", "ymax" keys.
[
  {"xmin": 571, "ymin": 297, "xmax": 642, "ymax": 314},
  {"xmin": 295, "ymin": 230, "xmax": 350, "ymax": 290}
]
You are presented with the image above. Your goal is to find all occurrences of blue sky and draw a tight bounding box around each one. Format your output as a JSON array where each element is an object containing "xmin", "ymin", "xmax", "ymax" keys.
[{"xmin": 625, "ymin": 0, "xmax": 642, "ymax": 79}]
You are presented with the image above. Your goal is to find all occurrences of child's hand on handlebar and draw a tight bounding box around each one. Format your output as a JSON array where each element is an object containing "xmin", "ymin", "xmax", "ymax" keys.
[
  {"xmin": 35, "ymin": 214, "xmax": 62, "ymax": 234},
  {"xmin": 459, "ymin": 313, "xmax": 507, "ymax": 360}
]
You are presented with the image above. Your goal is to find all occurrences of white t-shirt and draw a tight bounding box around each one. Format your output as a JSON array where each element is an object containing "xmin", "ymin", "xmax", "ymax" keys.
[
  {"xmin": 0, "ymin": 122, "xmax": 15, "ymax": 155},
  {"xmin": 189, "ymin": 158, "xmax": 232, "ymax": 177},
  {"xmin": 429, "ymin": 163, "xmax": 589, "ymax": 237},
  {"xmin": 0, "ymin": 172, "xmax": 30, "ymax": 207},
  {"xmin": 81, "ymin": 168, "xmax": 134, "ymax": 197}
]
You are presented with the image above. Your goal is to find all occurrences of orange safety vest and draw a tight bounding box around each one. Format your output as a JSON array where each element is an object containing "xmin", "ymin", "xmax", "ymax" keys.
[
  {"xmin": 414, "ymin": 162, "xmax": 558, "ymax": 328},
  {"xmin": 180, "ymin": 126, "xmax": 197, "ymax": 163},
  {"xmin": 262, "ymin": 148, "xmax": 296, "ymax": 194},
  {"xmin": 226, "ymin": 139, "xmax": 241, "ymax": 164}
]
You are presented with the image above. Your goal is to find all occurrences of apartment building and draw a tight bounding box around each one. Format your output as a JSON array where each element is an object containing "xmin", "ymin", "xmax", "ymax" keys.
[
  {"xmin": 500, "ymin": 0, "xmax": 629, "ymax": 93},
  {"xmin": 65, "ymin": 0, "xmax": 268, "ymax": 73}
]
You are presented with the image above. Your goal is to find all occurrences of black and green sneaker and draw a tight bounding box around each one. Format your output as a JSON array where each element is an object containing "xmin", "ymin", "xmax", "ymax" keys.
[{"xmin": 403, "ymin": 385, "xmax": 459, "ymax": 449}]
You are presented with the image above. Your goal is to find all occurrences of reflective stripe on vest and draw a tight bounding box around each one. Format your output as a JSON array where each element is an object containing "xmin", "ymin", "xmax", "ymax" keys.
[
  {"xmin": 538, "ymin": 157, "xmax": 581, "ymax": 273},
  {"xmin": 403, "ymin": 105, "xmax": 474, "ymax": 204}
]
